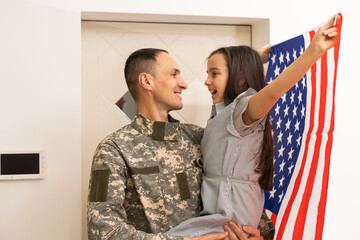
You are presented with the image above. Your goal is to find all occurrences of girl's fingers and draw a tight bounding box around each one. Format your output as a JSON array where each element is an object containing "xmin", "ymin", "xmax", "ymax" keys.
[
  {"xmin": 323, "ymin": 27, "xmax": 338, "ymax": 37},
  {"xmin": 322, "ymin": 15, "xmax": 339, "ymax": 32},
  {"xmin": 322, "ymin": 16, "xmax": 336, "ymax": 29}
]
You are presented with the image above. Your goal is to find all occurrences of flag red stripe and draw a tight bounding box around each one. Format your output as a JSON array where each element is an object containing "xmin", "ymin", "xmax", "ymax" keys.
[
  {"xmin": 315, "ymin": 13, "xmax": 342, "ymax": 239},
  {"xmin": 276, "ymin": 30, "xmax": 316, "ymax": 240},
  {"xmin": 315, "ymin": 126, "xmax": 332, "ymax": 240},
  {"xmin": 271, "ymin": 213, "xmax": 278, "ymax": 226},
  {"xmin": 293, "ymin": 50, "xmax": 328, "ymax": 239}
]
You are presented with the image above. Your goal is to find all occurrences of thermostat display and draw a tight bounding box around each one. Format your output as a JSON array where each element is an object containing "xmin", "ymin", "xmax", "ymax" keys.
[{"xmin": 0, "ymin": 151, "xmax": 45, "ymax": 180}]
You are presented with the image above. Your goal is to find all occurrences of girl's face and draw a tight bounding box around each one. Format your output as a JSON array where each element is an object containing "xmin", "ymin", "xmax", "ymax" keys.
[{"xmin": 205, "ymin": 53, "xmax": 229, "ymax": 104}]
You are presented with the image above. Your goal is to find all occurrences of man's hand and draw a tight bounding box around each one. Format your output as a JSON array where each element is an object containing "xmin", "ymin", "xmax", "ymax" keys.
[
  {"xmin": 257, "ymin": 45, "xmax": 272, "ymax": 64},
  {"xmin": 184, "ymin": 232, "xmax": 228, "ymax": 240},
  {"xmin": 223, "ymin": 221, "xmax": 263, "ymax": 240}
]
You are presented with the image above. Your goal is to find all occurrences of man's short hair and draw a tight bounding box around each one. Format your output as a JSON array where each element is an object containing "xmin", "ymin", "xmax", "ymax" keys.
[{"xmin": 124, "ymin": 48, "xmax": 168, "ymax": 101}]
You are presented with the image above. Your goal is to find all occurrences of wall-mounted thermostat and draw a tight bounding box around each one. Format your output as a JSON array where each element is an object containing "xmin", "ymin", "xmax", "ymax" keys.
[{"xmin": 0, "ymin": 151, "xmax": 45, "ymax": 180}]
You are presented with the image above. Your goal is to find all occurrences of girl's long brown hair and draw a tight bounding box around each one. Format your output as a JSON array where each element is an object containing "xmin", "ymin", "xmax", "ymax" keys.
[{"xmin": 208, "ymin": 46, "xmax": 274, "ymax": 191}]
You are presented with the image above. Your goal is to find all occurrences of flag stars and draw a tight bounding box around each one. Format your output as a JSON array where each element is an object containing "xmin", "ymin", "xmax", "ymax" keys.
[
  {"xmin": 298, "ymin": 92, "xmax": 303, "ymax": 104},
  {"xmin": 271, "ymin": 54, "xmax": 277, "ymax": 65},
  {"xmin": 294, "ymin": 120, "xmax": 300, "ymax": 132},
  {"xmin": 278, "ymin": 131, "xmax": 283, "ymax": 143},
  {"xmin": 295, "ymin": 82, "xmax": 299, "ymax": 90},
  {"xmin": 286, "ymin": 51, "xmax": 290, "ymax": 63},
  {"xmin": 301, "ymin": 77, "xmax": 306, "ymax": 88},
  {"xmin": 293, "ymin": 49, "xmax": 297, "ymax": 60},
  {"xmin": 284, "ymin": 105, "xmax": 289, "ymax": 117},
  {"xmin": 279, "ymin": 175, "xmax": 285, "ymax": 187},
  {"xmin": 279, "ymin": 159, "xmax": 285, "ymax": 172},
  {"xmin": 292, "ymin": 105, "xmax": 298, "ymax": 118},
  {"xmin": 290, "ymin": 92, "xmax": 295, "ymax": 104},
  {"xmin": 288, "ymin": 164, "xmax": 294, "ymax": 175},
  {"xmin": 278, "ymin": 145, "xmax": 285, "ymax": 157},
  {"xmin": 267, "ymin": 77, "xmax": 273, "ymax": 85},
  {"xmin": 276, "ymin": 117, "xmax": 282, "ymax": 129},
  {"xmin": 296, "ymin": 135, "xmax": 302, "ymax": 146},
  {"xmin": 287, "ymin": 133, "xmax": 293, "ymax": 145},
  {"xmin": 275, "ymin": 104, "xmax": 280, "ymax": 116},
  {"xmin": 274, "ymin": 65, "xmax": 280, "ymax": 77},
  {"xmin": 269, "ymin": 187, "xmax": 276, "ymax": 199},
  {"xmin": 281, "ymin": 93, "xmax": 287, "ymax": 103},
  {"xmin": 300, "ymin": 46, "xmax": 304, "ymax": 55},
  {"xmin": 278, "ymin": 191, "xmax": 284, "ymax": 203},
  {"xmin": 288, "ymin": 147, "xmax": 294, "ymax": 159},
  {"xmin": 279, "ymin": 52, "xmax": 284, "ymax": 64},
  {"xmin": 285, "ymin": 118, "xmax": 291, "ymax": 131},
  {"xmin": 301, "ymin": 105, "xmax": 305, "ymax": 118}
]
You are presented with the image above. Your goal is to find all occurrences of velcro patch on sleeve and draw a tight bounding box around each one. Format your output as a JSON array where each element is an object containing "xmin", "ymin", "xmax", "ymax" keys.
[{"xmin": 89, "ymin": 169, "xmax": 110, "ymax": 202}]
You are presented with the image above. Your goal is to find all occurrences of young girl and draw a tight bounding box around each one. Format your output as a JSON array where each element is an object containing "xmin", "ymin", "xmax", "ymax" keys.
[{"xmin": 167, "ymin": 16, "xmax": 340, "ymax": 239}]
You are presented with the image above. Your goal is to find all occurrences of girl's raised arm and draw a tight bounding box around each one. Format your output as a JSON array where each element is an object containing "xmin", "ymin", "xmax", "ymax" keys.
[{"xmin": 242, "ymin": 15, "xmax": 340, "ymax": 125}]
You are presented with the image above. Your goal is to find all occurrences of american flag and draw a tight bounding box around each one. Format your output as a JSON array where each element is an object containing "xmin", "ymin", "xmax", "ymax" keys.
[{"xmin": 264, "ymin": 14, "xmax": 342, "ymax": 240}]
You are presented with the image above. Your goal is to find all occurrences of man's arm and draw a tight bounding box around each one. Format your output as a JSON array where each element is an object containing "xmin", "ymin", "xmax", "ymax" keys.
[
  {"xmin": 257, "ymin": 211, "xmax": 275, "ymax": 240},
  {"xmin": 87, "ymin": 140, "xmax": 182, "ymax": 240}
]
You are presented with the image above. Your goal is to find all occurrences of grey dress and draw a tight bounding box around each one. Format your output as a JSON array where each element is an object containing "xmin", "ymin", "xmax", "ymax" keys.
[{"xmin": 167, "ymin": 88, "xmax": 266, "ymax": 238}]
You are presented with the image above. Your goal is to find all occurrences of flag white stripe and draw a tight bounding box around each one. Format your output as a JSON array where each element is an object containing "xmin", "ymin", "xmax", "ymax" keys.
[{"xmin": 303, "ymin": 46, "xmax": 336, "ymax": 237}]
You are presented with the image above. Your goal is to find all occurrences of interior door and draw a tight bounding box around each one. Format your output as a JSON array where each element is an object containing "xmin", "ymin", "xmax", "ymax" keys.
[{"xmin": 81, "ymin": 20, "xmax": 251, "ymax": 239}]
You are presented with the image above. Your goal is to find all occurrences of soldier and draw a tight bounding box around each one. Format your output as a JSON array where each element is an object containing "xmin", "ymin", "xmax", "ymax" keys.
[{"xmin": 87, "ymin": 48, "xmax": 274, "ymax": 240}]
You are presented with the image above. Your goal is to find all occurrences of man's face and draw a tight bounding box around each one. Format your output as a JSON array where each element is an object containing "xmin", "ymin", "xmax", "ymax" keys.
[{"xmin": 151, "ymin": 52, "xmax": 187, "ymax": 112}]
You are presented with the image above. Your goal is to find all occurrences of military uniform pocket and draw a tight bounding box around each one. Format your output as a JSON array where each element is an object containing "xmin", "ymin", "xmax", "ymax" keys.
[{"xmin": 130, "ymin": 167, "xmax": 168, "ymax": 232}]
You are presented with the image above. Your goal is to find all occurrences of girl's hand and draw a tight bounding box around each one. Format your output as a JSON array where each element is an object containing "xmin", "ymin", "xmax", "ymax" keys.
[{"xmin": 310, "ymin": 14, "xmax": 341, "ymax": 57}]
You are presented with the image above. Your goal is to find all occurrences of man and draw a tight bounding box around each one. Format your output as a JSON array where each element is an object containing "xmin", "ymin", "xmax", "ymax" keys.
[{"xmin": 87, "ymin": 48, "xmax": 274, "ymax": 240}]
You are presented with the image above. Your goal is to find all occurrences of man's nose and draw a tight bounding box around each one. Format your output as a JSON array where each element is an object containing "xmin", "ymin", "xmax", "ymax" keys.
[{"xmin": 179, "ymin": 77, "xmax": 187, "ymax": 90}]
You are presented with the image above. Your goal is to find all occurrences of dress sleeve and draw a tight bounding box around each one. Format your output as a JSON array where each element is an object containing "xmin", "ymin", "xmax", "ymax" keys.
[
  {"xmin": 87, "ymin": 140, "xmax": 183, "ymax": 240},
  {"xmin": 231, "ymin": 88, "xmax": 266, "ymax": 137}
]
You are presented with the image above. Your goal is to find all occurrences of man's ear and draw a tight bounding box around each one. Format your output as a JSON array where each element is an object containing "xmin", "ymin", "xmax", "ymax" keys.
[{"xmin": 138, "ymin": 73, "xmax": 153, "ymax": 91}]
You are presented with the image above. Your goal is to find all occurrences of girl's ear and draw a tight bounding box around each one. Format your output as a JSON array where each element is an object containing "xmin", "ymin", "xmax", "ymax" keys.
[{"xmin": 138, "ymin": 73, "xmax": 153, "ymax": 91}]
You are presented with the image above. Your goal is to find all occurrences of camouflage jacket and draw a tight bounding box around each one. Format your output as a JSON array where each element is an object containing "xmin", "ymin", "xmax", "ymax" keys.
[
  {"xmin": 87, "ymin": 113, "xmax": 275, "ymax": 240},
  {"xmin": 88, "ymin": 113, "xmax": 204, "ymax": 239}
]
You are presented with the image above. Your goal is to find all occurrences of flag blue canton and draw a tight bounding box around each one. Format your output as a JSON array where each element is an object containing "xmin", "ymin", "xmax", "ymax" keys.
[{"xmin": 264, "ymin": 35, "xmax": 307, "ymax": 215}]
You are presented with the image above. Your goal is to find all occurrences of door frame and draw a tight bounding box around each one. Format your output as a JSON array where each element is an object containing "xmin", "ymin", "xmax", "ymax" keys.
[
  {"xmin": 81, "ymin": 12, "xmax": 270, "ymax": 50},
  {"xmin": 80, "ymin": 11, "xmax": 270, "ymax": 240}
]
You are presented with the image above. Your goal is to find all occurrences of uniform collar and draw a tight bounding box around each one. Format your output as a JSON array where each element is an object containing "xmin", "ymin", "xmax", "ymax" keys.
[
  {"xmin": 131, "ymin": 112, "xmax": 180, "ymax": 142},
  {"xmin": 210, "ymin": 101, "xmax": 226, "ymax": 119}
]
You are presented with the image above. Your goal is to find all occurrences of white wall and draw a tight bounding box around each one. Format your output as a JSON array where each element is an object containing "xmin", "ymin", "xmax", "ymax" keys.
[
  {"xmin": 0, "ymin": 0, "xmax": 81, "ymax": 239},
  {"xmin": 1, "ymin": 0, "xmax": 358, "ymax": 239}
]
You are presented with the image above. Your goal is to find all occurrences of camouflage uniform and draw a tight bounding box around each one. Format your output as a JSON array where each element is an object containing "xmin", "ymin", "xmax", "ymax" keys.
[{"xmin": 87, "ymin": 113, "xmax": 275, "ymax": 240}]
